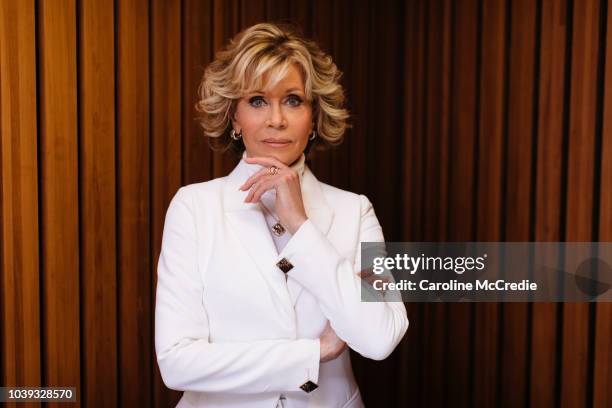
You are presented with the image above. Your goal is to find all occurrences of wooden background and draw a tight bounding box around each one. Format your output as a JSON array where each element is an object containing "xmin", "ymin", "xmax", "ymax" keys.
[{"xmin": 1, "ymin": 0, "xmax": 611, "ymax": 407}]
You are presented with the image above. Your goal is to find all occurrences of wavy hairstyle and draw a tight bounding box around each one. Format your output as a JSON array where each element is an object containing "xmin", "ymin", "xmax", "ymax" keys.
[{"xmin": 196, "ymin": 23, "xmax": 350, "ymax": 154}]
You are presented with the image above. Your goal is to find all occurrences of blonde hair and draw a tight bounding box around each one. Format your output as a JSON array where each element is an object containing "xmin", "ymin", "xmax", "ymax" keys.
[{"xmin": 196, "ymin": 23, "xmax": 349, "ymax": 153}]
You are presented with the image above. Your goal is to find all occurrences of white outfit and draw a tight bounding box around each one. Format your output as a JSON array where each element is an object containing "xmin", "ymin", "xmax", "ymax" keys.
[{"xmin": 155, "ymin": 153, "xmax": 408, "ymax": 407}]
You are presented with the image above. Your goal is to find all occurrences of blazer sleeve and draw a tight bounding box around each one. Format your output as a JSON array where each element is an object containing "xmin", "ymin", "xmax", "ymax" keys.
[
  {"xmin": 155, "ymin": 187, "xmax": 320, "ymax": 393},
  {"xmin": 278, "ymin": 194, "xmax": 409, "ymax": 361}
]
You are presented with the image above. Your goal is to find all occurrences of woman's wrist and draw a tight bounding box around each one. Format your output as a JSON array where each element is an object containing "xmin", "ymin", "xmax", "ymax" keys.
[{"xmin": 286, "ymin": 216, "xmax": 307, "ymax": 235}]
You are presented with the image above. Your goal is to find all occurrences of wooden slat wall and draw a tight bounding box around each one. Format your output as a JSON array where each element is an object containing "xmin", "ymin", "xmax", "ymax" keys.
[
  {"xmin": 595, "ymin": 4, "xmax": 612, "ymax": 407},
  {"xmin": 117, "ymin": 0, "xmax": 152, "ymax": 406},
  {"xmin": 80, "ymin": 0, "xmax": 117, "ymax": 407},
  {"xmin": 1, "ymin": 1, "xmax": 611, "ymax": 407},
  {"xmin": 38, "ymin": 3, "xmax": 81, "ymax": 408},
  {"xmin": 0, "ymin": 1, "xmax": 42, "ymax": 404},
  {"xmin": 531, "ymin": 0, "xmax": 566, "ymax": 406},
  {"xmin": 473, "ymin": 1, "xmax": 505, "ymax": 406}
]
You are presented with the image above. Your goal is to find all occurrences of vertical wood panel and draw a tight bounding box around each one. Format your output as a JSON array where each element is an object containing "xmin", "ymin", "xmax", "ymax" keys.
[
  {"xmin": 594, "ymin": 3, "xmax": 612, "ymax": 407},
  {"xmin": 447, "ymin": 0, "xmax": 478, "ymax": 241},
  {"xmin": 365, "ymin": 0, "xmax": 402, "ymax": 240},
  {"xmin": 346, "ymin": 0, "xmax": 367, "ymax": 195},
  {"xmin": 0, "ymin": 6, "xmax": 3, "ymax": 389},
  {"xmin": 446, "ymin": 1, "xmax": 478, "ymax": 406},
  {"xmin": 38, "ymin": 2, "xmax": 81, "ymax": 406},
  {"xmin": 309, "ymin": 0, "xmax": 334, "ymax": 183},
  {"xmin": 240, "ymin": 0, "xmax": 265, "ymax": 28},
  {"xmin": 328, "ymin": 0, "xmax": 353, "ymax": 192},
  {"xmin": 398, "ymin": 0, "xmax": 423, "ymax": 372},
  {"xmin": 500, "ymin": 1, "xmax": 538, "ymax": 406},
  {"xmin": 421, "ymin": 2, "xmax": 452, "ymax": 406},
  {"xmin": 0, "ymin": 0, "xmax": 42, "ymax": 400},
  {"xmin": 360, "ymin": 1, "xmax": 404, "ymax": 405},
  {"xmin": 79, "ymin": 0, "xmax": 117, "ymax": 406},
  {"xmin": 117, "ymin": 0, "xmax": 151, "ymax": 406},
  {"xmin": 531, "ymin": 0, "xmax": 568, "ymax": 406},
  {"xmin": 477, "ymin": 1, "xmax": 506, "ymax": 243},
  {"xmin": 288, "ymin": 0, "xmax": 312, "ymax": 37},
  {"xmin": 212, "ymin": 0, "xmax": 240, "ymax": 178},
  {"xmin": 423, "ymin": 0, "xmax": 448, "ymax": 242},
  {"xmin": 437, "ymin": 0, "xmax": 452, "ymax": 243},
  {"xmin": 409, "ymin": 0, "xmax": 426, "ymax": 242},
  {"xmin": 151, "ymin": 0, "xmax": 182, "ymax": 406},
  {"xmin": 561, "ymin": 1, "xmax": 601, "ymax": 407},
  {"xmin": 401, "ymin": 0, "xmax": 417, "ymax": 241},
  {"xmin": 473, "ymin": 0, "xmax": 506, "ymax": 405},
  {"xmin": 183, "ymin": 0, "xmax": 214, "ymax": 184},
  {"xmin": 593, "ymin": 300, "xmax": 612, "ymax": 408},
  {"xmin": 398, "ymin": 0, "xmax": 423, "ymax": 406},
  {"xmin": 265, "ymin": 0, "xmax": 290, "ymax": 22}
]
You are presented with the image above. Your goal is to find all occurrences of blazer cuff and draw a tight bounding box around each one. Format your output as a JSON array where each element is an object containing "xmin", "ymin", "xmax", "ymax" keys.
[
  {"xmin": 278, "ymin": 219, "xmax": 339, "ymax": 291},
  {"xmin": 304, "ymin": 338, "xmax": 321, "ymax": 386}
]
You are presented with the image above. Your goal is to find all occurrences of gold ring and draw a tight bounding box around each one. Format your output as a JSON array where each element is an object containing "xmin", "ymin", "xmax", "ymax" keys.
[{"xmin": 269, "ymin": 166, "xmax": 279, "ymax": 176}]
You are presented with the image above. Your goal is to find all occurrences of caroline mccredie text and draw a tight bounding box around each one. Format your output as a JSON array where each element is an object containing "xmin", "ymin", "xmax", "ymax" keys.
[{"xmin": 372, "ymin": 279, "xmax": 538, "ymax": 292}]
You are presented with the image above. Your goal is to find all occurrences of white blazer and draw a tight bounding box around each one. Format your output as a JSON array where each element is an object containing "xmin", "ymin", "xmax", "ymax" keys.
[{"xmin": 155, "ymin": 156, "xmax": 409, "ymax": 408}]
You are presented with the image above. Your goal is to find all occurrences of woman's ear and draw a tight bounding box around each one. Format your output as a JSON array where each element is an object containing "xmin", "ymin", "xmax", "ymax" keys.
[{"xmin": 230, "ymin": 106, "xmax": 241, "ymax": 133}]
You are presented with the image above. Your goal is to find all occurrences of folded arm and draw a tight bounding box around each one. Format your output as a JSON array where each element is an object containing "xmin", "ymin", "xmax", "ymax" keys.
[{"xmin": 279, "ymin": 194, "xmax": 409, "ymax": 360}]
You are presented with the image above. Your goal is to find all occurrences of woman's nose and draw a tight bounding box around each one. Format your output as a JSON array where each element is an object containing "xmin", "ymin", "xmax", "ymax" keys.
[{"xmin": 266, "ymin": 103, "xmax": 287, "ymax": 128}]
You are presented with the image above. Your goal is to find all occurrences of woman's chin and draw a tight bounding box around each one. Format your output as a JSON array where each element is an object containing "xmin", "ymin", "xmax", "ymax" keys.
[{"xmin": 252, "ymin": 149, "xmax": 301, "ymax": 165}]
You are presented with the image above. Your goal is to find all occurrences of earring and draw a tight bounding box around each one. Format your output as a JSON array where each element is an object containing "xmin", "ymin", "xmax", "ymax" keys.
[
  {"xmin": 230, "ymin": 129, "xmax": 242, "ymax": 140},
  {"xmin": 309, "ymin": 130, "xmax": 317, "ymax": 141}
]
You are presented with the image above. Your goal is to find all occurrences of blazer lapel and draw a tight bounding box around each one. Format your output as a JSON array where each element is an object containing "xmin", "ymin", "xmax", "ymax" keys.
[
  {"xmin": 223, "ymin": 167, "xmax": 296, "ymax": 321},
  {"xmin": 300, "ymin": 167, "xmax": 334, "ymax": 235}
]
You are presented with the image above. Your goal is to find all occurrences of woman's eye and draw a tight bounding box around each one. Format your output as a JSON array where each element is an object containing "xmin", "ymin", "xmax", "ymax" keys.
[
  {"xmin": 286, "ymin": 95, "xmax": 303, "ymax": 107},
  {"xmin": 248, "ymin": 96, "xmax": 266, "ymax": 108}
]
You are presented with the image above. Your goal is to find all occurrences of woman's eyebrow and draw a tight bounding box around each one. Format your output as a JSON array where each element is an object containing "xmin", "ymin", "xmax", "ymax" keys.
[{"xmin": 245, "ymin": 87, "xmax": 304, "ymax": 96}]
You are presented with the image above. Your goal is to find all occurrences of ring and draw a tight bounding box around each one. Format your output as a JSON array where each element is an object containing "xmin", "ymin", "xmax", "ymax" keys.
[{"xmin": 268, "ymin": 166, "xmax": 279, "ymax": 176}]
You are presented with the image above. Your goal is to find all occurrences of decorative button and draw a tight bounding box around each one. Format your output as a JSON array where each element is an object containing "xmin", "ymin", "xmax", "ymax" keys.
[
  {"xmin": 299, "ymin": 380, "xmax": 318, "ymax": 393},
  {"xmin": 276, "ymin": 258, "xmax": 294, "ymax": 273}
]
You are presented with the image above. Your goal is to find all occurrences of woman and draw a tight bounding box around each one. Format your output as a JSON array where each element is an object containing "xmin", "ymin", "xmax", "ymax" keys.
[{"xmin": 155, "ymin": 23, "xmax": 408, "ymax": 408}]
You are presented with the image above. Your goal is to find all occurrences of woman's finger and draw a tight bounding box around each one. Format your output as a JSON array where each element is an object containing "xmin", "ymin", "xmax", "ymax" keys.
[
  {"xmin": 244, "ymin": 169, "xmax": 298, "ymax": 202},
  {"xmin": 243, "ymin": 180, "xmax": 259, "ymax": 202},
  {"xmin": 240, "ymin": 167, "xmax": 274, "ymax": 191},
  {"xmin": 358, "ymin": 267, "xmax": 375, "ymax": 279},
  {"xmin": 244, "ymin": 176, "xmax": 274, "ymax": 202},
  {"xmin": 247, "ymin": 177, "xmax": 278, "ymax": 203}
]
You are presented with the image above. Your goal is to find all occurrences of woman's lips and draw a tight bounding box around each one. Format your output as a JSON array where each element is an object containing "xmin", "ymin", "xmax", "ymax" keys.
[{"xmin": 261, "ymin": 139, "xmax": 291, "ymax": 148}]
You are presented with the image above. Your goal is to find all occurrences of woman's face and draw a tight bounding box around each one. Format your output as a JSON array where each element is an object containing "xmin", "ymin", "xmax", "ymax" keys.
[{"xmin": 232, "ymin": 64, "xmax": 313, "ymax": 165}]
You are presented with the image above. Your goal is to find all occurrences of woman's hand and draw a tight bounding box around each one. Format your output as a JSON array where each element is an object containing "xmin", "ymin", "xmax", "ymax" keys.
[
  {"xmin": 319, "ymin": 321, "xmax": 347, "ymax": 363},
  {"xmin": 239, "ymin": 156, "xmax": 308, "ymax": 234}
]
